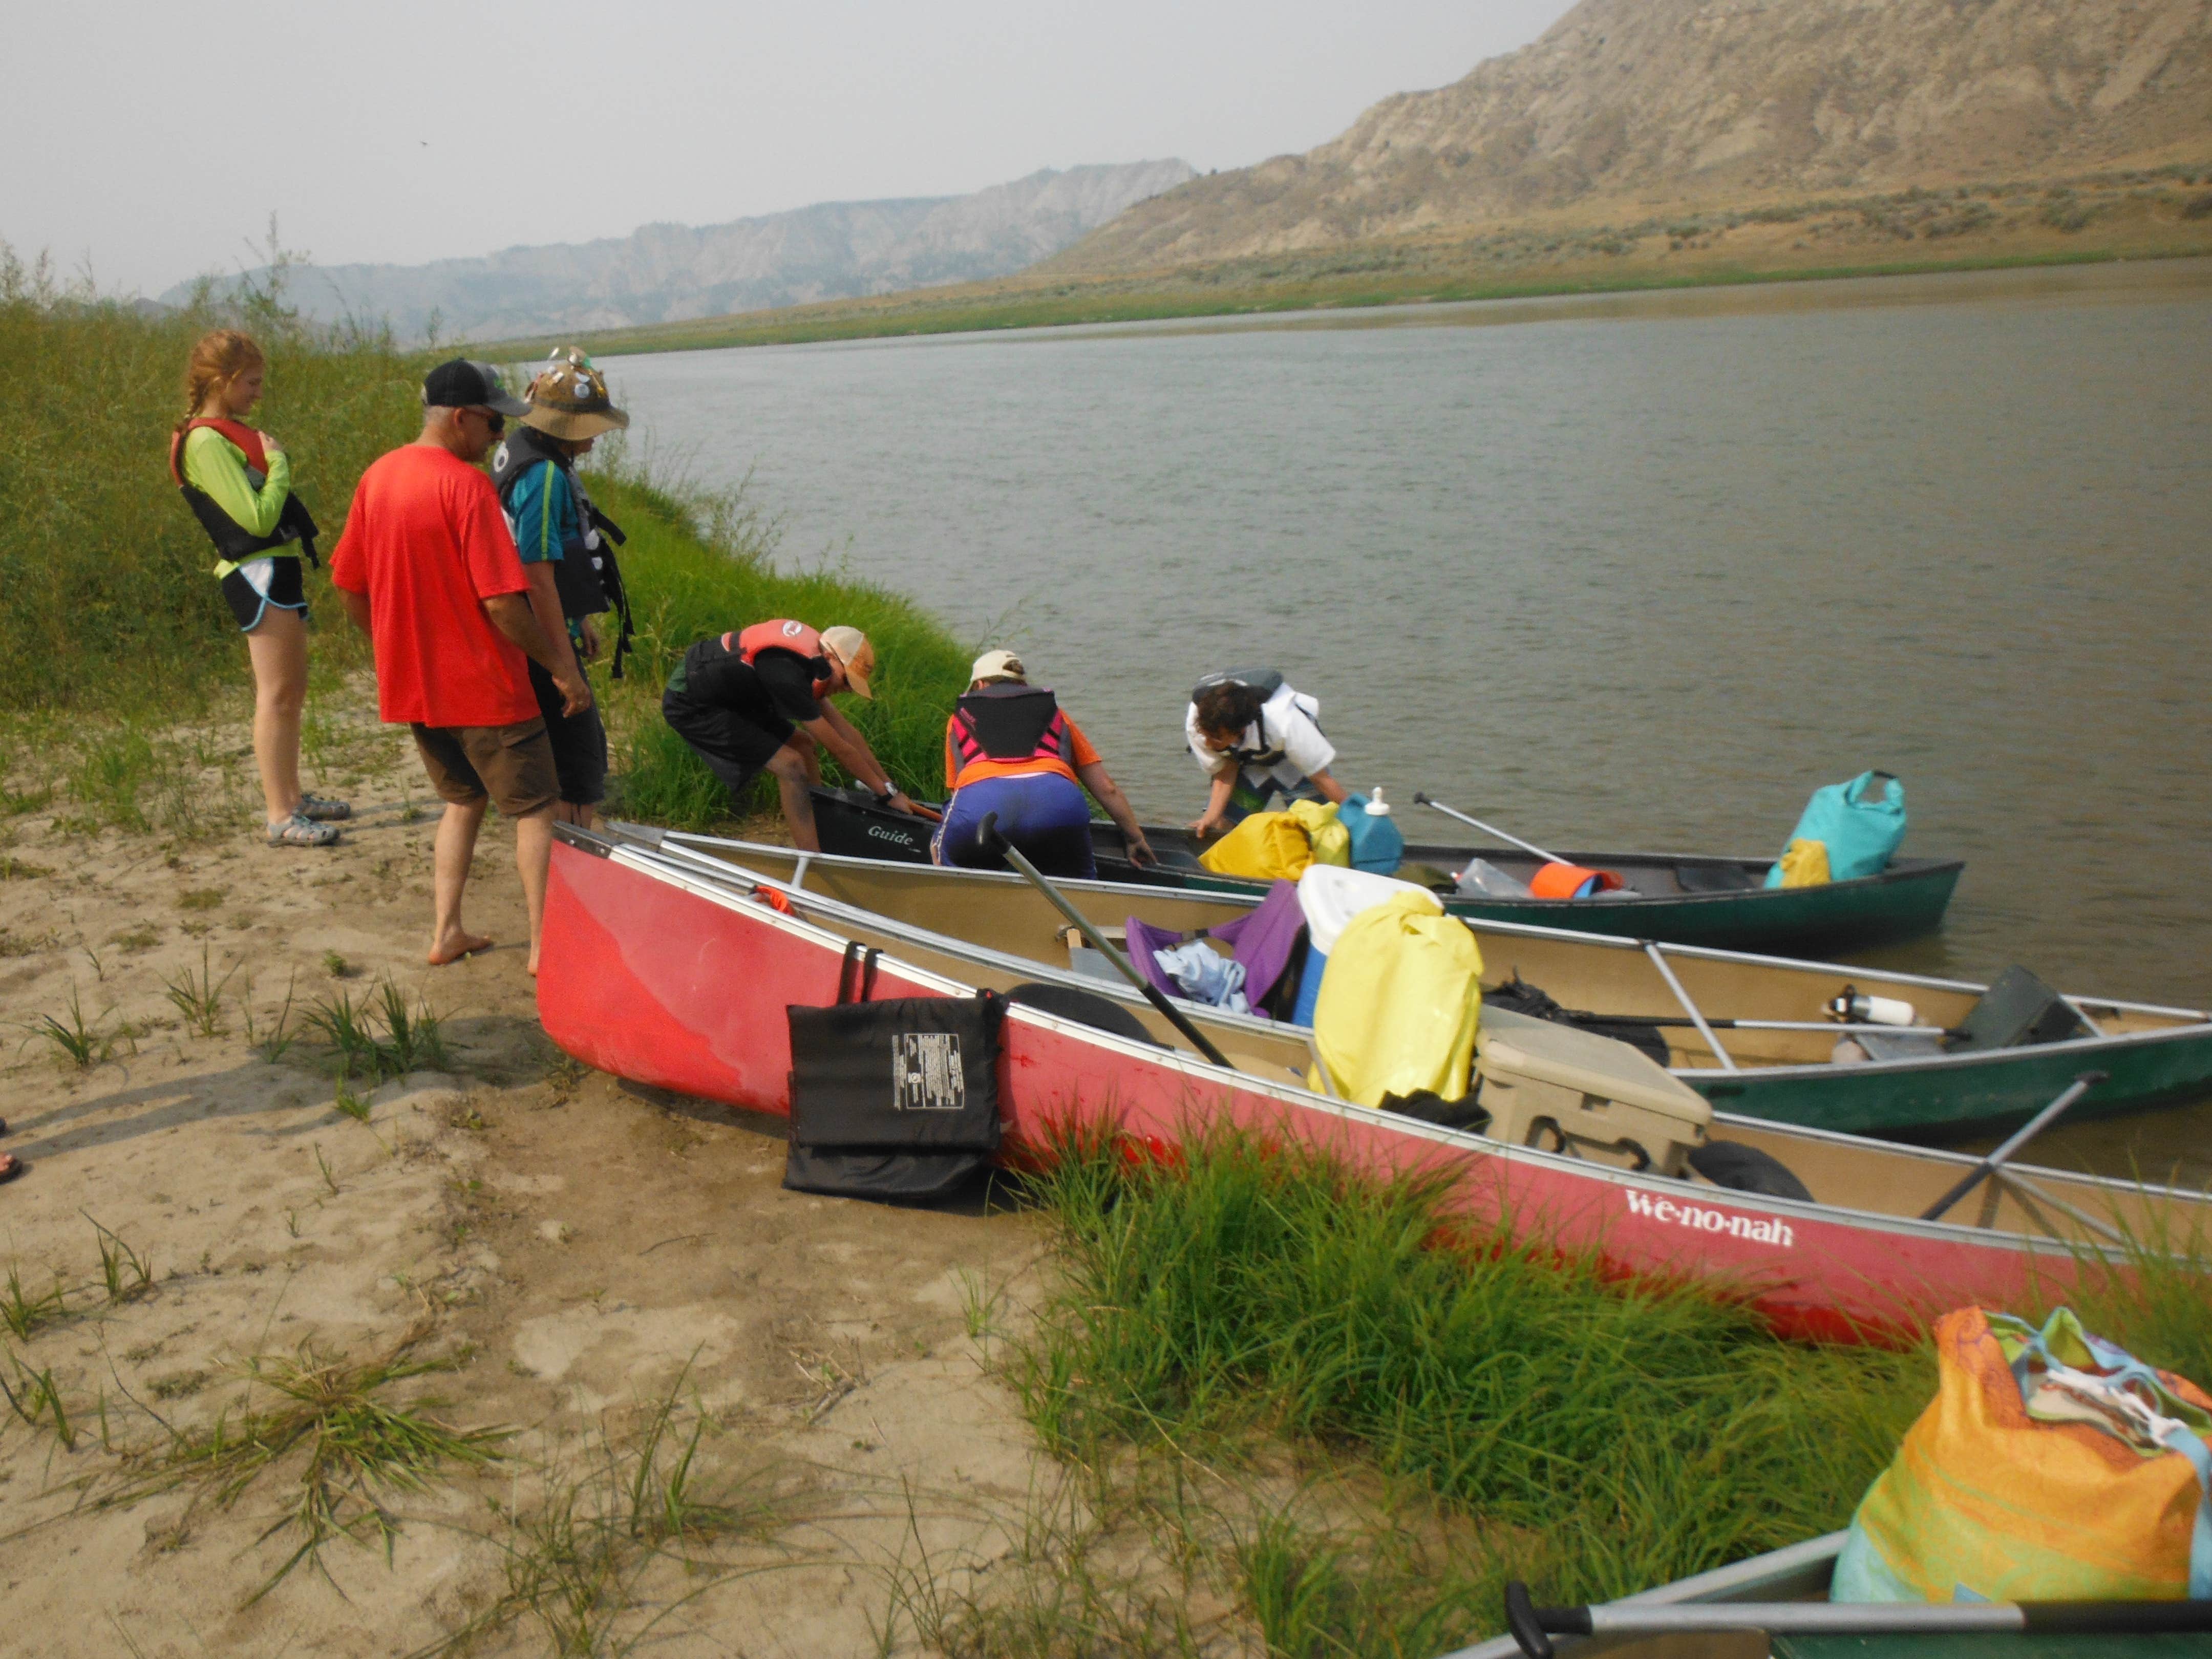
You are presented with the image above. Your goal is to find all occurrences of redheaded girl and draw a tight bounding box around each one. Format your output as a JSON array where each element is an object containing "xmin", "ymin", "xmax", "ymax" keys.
[{"xmin": 170, "ymin": 330, "xmax": 347, "ymax": 845}]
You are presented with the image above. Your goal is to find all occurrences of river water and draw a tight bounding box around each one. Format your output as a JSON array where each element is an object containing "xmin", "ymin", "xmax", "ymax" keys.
[{"xmin": 605, "ymin": 260, "xmax": 2212, "ymax": 1174}]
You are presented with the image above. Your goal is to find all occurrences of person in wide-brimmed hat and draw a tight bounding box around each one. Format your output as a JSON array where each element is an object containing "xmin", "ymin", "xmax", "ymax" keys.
[{"xmin": 490, "ymin": 347, "xmax": 635, "ymax": 826}]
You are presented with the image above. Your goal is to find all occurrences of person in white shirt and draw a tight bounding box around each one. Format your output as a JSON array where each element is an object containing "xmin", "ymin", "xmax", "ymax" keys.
[{"xmin": 1185, "ymin": 669, "xmax": 1349, "ymax": 838}]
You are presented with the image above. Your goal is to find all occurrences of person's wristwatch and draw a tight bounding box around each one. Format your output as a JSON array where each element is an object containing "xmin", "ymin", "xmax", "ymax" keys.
[{"xmin": 873, "ymin": 784, "xmax": 897, "ymax": 805}]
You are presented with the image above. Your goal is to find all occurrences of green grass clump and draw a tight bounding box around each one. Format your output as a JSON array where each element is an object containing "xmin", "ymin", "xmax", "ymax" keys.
[
  {"xmin": 306, "ymin": 977, "xmax": 451, "ymax": 1082},
  {"xmin": 582, "ymin": 463, "xmax": 968, "ymax": 824},
  {"xmin": 1017, "ymin": 1128, "xmax": 1933, "ymax": 1622},
  {"xmin": 2065, "ymin": 1211, "xmax": 2212, "ymax": 1391},
  {"xmin": 105, "ymin": 1339, "xmax": 511, "ymax": 1598}
]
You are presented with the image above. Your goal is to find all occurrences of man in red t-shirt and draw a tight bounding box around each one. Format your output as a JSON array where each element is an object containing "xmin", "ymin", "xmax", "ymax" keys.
[{"xmin": 331, "ymin": 360, "xmax": 592, "ymax": 974}]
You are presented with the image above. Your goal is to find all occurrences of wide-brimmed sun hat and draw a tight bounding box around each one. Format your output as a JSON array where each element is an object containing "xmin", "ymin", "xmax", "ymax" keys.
[
  {"xmin": 969, "ymin": 649, "xmax": 1026, "ymax": 684},
  {"xmin": 522, "ymin": 348, "xmax": 630, "ymax": 440},
  {"xmin": 819, "ymin": 625, "xmax": 875, "ymax": 700}
]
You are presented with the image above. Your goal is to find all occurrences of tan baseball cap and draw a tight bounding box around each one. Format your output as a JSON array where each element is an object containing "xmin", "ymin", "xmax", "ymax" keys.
[
  {"xmin": 819, "ymin": 625, "xmax": 875, "ymax": 699},
  {"xmin": 969, "ymin": 649, "xmax": 1026, "ymax": 684}
]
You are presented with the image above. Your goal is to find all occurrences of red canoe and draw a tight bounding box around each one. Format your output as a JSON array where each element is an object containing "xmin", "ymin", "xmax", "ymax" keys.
[{"xmin": 537, "ymin": 829, "xmax": 2207, "ymax": 1345}]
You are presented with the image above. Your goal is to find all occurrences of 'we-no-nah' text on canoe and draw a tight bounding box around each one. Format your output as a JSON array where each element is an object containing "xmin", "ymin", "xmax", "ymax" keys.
[{"xmin": 1625, "ymin": 1190, "xmax": 1797, "ymax": 1248}]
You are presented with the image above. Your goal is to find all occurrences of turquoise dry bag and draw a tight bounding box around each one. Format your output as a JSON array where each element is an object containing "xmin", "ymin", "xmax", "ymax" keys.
[{"xmin": 1763, "ymin": 771, "xmax": 1907, "ymax": 888}]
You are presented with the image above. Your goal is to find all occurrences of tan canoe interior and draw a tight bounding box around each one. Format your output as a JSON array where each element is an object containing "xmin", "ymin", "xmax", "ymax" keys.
[{"xmin": 636, "ymin": 835, "xmax": 2211, "ymax": 1252}]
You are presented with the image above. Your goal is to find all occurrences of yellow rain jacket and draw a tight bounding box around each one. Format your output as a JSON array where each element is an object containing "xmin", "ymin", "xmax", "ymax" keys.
[
  {"xmin": 1308, "ymin": 890, "xmax": 1482, "ymax": 1107},
  {"xmin": 1199, "ymin": 800, "xmax": 1352, "ymax": 882}
]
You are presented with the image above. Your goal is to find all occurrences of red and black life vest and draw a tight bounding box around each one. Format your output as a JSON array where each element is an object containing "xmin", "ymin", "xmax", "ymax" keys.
[
  {"xmin": 724, "ymin": 619, "xmax": 834, "ymax": 698},
  {"xmin": 949, "ymin": 684, "xmax": 1072, "ymax": 784},
  {"xmin": 168, "ymin": 417, "xmax": 321, "ymax": 567}
]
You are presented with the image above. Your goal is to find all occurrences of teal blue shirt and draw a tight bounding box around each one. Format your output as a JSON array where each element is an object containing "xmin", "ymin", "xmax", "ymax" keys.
[{"xmin": 502, "ymin": 459, "xmax": 580, "ymax": 566}]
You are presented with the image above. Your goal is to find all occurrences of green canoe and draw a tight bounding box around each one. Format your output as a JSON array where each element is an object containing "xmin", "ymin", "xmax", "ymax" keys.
[
  {"xmin": 1147, "ymin": 829, "xmax": 1964, "ymax": 955},
  {"xmin": 804, "ymin": 787, "xmax": 1964, "ymax": 954},
  {"xmin": 690, "ymin": 828, "xmax": 2212, "ymax": 1140}
]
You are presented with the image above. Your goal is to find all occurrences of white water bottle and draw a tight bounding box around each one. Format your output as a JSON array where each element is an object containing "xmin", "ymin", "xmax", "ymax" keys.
[
  {"xmin": 1365, "ymin": 787, "xmax": 1391, "ymax": 816},
  {"xmin": 1826, "ymin": 987, "xmax": 1918, "ymax": 1027}
]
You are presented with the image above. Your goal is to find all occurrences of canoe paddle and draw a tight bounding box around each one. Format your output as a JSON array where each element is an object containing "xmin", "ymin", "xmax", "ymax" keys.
[
  {"xmin": 979, "ymin": 813, "xmax": 1233, "ymax": 1070},
  {"xmin": 1412, "ymin": 794, "xmax": 1566, "ymax": 866},
  {"xmin": 1918, "ymin": 1068, "xmax": 2107, "ymax": 1222},
  {"xmin": 1500, "ymin": 1580, "xmax": 2212, "ymax": 1657}
]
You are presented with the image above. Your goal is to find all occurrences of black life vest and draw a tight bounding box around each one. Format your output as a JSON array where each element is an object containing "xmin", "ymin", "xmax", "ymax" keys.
[
  {"xmin": 949, "ymin": 684, "xmax": 1072, "ymax": 782},
  {"xmin": 168, "ymin": 418, "xmax": 322, "ymax": 568},
  {"xmin": 1190, "ymin": 667, "xmax": 1290, "ymax": 768},
  {"xmin": 491, "ymin": 425, "xmax": 635, "ymax": 678}
]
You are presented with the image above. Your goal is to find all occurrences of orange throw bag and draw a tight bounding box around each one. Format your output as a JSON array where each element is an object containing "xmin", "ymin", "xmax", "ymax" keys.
[
  {"xmin": 1835, "ymin": 1306, "xmax": 2212, "ymax": 1601},
  {"xmin": 1528, "ymin": 861, "xmax": 1623, "ymax": 900}
]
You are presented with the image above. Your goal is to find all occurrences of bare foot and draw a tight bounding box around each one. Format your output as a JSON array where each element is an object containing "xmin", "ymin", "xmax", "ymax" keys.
[
  {"xmin": 525, "ymin": 952, "xmax": 540, "ymax": 978},
  {"xmin": 429, "ymin": 930, "xmax": 494, "ymax": 966}
]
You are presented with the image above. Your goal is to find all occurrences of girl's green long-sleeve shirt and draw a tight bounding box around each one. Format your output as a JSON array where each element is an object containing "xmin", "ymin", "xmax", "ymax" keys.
[{"xmin": 182, "ymin": 425, "xmax": 294, "ymax": 572}]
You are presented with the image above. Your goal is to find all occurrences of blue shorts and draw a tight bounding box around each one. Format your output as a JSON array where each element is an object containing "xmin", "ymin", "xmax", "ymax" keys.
[{"xmin": 935, "ymin": 772, "xmax": 1096, "ymax": 879}]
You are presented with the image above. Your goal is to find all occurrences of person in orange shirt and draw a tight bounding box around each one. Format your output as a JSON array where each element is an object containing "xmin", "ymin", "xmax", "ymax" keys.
[{"xmin": 934, "ymin": 650, "xmax": 1154, "ymax": 879}]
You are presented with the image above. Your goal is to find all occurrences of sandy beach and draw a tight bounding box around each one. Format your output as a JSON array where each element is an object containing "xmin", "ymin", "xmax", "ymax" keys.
[{"xmin": 0, "ymin": 697, "xmax": 1080, "ymax": 1656}]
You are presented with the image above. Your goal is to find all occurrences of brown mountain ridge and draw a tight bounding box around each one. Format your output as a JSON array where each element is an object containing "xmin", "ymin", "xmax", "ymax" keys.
[{"xmin": 1050, "ymin": 0, "xmax": 2212, "ymax": 273}]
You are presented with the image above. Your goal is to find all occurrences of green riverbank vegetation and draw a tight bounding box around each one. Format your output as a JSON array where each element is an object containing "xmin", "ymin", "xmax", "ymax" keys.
[
  {"xmin": 903, "ymin": 1129, "xmax": 2211, "ymax": 1655},
  {"xmin": 0, "ymin": 244, "xmax": 962, "ymax": 831},
  {"xmin": 497, "ymin": 168, "xmax": 2212, "ymax": 360},
  {"xmin": 579, "ymin": 465, "xmax": 968, "ymax": 827}
]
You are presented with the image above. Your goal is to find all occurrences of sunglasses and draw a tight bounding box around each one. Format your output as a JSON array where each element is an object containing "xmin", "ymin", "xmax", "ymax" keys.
[{"xmin": 465, "ymin": 407, "xmax": 506, "ymax": 433}]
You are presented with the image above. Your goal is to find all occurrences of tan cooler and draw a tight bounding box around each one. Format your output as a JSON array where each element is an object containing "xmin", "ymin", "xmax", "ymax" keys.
[{"xmin": 1474, "ymin": 1006, "xmax": 1712, "ymax": 1175}]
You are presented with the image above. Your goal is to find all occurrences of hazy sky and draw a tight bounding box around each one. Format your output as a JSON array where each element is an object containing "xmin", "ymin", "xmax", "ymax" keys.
[{"xmin": 5, "ymin": 1, "xmax": 1576, "ymax": 297}]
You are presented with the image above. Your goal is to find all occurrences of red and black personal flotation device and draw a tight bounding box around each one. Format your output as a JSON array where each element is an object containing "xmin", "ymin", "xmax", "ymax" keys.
[
  {"xmin": 168, "ymin": 417, "xmax": 321, "ymax": 567},
  {"xmin": 949, "ymin": 684, "xmax": 1072, "ymax": 784},
  {"xmin": 723, "ymin": 619, "xmax": 834, "ymax": 697}
]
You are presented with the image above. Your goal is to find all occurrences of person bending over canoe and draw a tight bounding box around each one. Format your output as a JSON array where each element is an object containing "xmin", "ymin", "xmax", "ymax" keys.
[
  {"xmin": 662, "ymin": 620, "xmax": 928, "ymax": 850},
  {"xmin": 934, "ymin": 650, "xmax": 1156, "ymax": 880},
  {"xmin": 1186, "ymin": 669, "xmax": 1348, "ymax": 839}
]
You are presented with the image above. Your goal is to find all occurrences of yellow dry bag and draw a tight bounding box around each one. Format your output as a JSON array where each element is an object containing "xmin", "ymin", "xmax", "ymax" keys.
[
  {"xmin": 1308, "ymin": 890, "xmax": 1482, "ymax": 1108},
  {"xmin": 1774, "ymin": 838, "xmax": 1832, "ymax": 889},
  {"xmin": 1288, "ymin": 800, "xmax": 1351, "ymax": 869},
  {"xmin": 1199, "ymin": 801, "xmax": 1350, "ymax": 883}
]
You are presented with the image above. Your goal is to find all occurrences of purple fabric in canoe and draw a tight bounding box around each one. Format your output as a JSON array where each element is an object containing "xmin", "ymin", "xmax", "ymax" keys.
[
  {"xmin": 1120, "ymin": 916, "xmax": 1188, "ymax": 1001},
  {"xmin": 1207, "ymin": 881, "xmax": 1305, "ymax": 1006},
  {"xmin": 1124, "ymin": 880, "xmax": 1305, "ymax": 1017}
]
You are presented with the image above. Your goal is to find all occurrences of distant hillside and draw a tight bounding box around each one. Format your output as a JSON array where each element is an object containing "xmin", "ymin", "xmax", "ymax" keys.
[
  {"xmin": 1052, "ymin": 0, "xmax": 2212, "ymax": 272},
  {"xmin": 167, "ymin": 161, "xmax": 1194, "ymax": 344}
]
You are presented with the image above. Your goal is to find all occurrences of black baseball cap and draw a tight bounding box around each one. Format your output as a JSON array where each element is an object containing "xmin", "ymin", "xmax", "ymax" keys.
[{"xmin": 420, "ymin": 358, "xmax": 528, "ymax": 416}]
